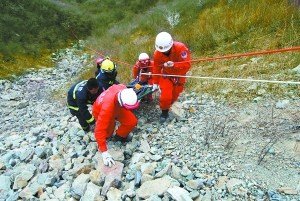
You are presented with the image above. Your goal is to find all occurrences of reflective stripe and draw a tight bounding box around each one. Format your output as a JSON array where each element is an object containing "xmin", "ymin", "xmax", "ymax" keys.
[
  {"xmin": 68, "ymin": 105, "xmax": 79, "ymax": 111},
  {"xmin": 73, "ymin": 80, "xmax": 87, "ymax": 99},
  {"xmin": 86, "ymin": 116, "xmax": 94, "ymax": 123}
]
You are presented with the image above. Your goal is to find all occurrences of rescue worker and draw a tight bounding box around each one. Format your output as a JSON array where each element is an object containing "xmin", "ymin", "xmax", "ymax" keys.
[
  {"xmin": 67, "ymin": 78, "xmax": 101, "ymax": 133},
  {"xmin": 152, "ymin": 32, "xmax": 191, "ymax": 123},
  {"xmin": 132, "ymin": 52, "xmax": 154, "ymax": 101},
  {"xmin": 92, "ymin": 84, "xmax": 139, "ymax": 167},
  {"xmin": 96, "ymin": 58, "xmax": 119, "ymax": 91},
  {"xmin": 133, "ymin": 53, "xmax": 153, "ymax": 85}
]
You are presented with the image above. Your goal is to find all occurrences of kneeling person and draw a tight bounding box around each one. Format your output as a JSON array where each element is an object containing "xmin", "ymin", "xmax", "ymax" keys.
[
  {"xmin": 67, "ymin": 78, "xmax": 101, "ymax": 133},
  {"xmin": 92, "ymin": 84, "xmax": 139, "ymax": 167}
]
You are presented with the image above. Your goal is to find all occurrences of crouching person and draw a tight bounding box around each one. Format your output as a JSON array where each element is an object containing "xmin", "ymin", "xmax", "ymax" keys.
[
  {"xmin": 67, "ymin": 78, "xmax": 101, "ymax": 133},
  {"xmin": 92, "ymin": 84, "xmax": 139, "ymax": 167}
]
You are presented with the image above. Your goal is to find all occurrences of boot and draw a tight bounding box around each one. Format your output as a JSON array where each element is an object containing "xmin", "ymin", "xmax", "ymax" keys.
[{"xmin": 159, "ymin": 109, "xmax": 169, "ymax": 123}]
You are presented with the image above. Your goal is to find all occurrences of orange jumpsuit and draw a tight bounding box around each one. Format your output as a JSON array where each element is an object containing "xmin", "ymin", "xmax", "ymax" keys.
[
  {"xmin": 153, "ymin": 41, "xmax": 191, "ymax": 110},
  {"xmin": 92, "ymin": 84, "xmax": 138, "ymax": 152},
  {"xmin": 133, "ymin": 60, "xmax": 154, "ymax": 84}
]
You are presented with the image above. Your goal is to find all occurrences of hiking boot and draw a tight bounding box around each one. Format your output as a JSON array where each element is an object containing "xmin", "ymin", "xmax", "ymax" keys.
[
  {"xmin": 113, "ymin": 133, "xmax": 133, "ymax": 143},
  {"xmin": 159, "ymin": 109, "xmax": 169, "ymax": 123}
]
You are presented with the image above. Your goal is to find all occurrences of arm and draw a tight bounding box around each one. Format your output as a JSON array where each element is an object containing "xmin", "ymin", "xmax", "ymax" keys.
[
  {"xmin": 133, "ymin": 63, "xmax": 140, "ymax": 79},
  {"xmin": 77, "ymin": 98, "xmax": 95, "ymax": 125},
  {"xmin": 153, "ymin": 52, "xmax": 163, "ymax": 84},
  {"xmin": 173, "ymin": 46, "xmax": 191, "ymax": 74},
  {"xmin": 94, "ymin": 101, "xmax": 115, "ymax": 152}
]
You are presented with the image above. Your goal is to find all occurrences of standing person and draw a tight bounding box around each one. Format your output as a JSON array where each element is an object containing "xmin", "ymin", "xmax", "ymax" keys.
[
  {"xmin": 96, "ymin": 58, "xmax": 119, "ymax": 91},
  {"xmin": 132, "ymin": 52, "xmax": 154, "ymax": 101},
  {"xmin": 67, "ymin": 78, "xmax": 101, "ymax": 133},
  {"xmin": 132, "ymin": 53, "xmax": 153, "ymax": 85},
  {"xmin": 152, "ymin": 32, "xmax": 191, "ymax": 123},
  {"xmin": 92, "ymin": 84, "xmax": 139, "ymax": 167}
]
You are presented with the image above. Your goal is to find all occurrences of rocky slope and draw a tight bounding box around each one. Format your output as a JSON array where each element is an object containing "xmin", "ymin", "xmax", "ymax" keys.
[{"xmin": 0, "ymin": 46, "xmax": 299, "ymax": 201}]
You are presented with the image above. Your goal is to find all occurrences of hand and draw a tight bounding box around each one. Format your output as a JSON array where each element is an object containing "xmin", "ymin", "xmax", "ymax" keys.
[
  {"xmin": 152, "ymin": 84, "xmax": 159, "ymax": 92},
  {"xmin": 163, "ymin": 61, "xmax": 174, "ymax": 68},
  {"xmin": 102, "ymin": 151, "xmax": 115, "ymax": 167}
]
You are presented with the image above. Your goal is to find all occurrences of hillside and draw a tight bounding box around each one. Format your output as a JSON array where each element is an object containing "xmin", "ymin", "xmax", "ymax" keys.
[
  {"xmin": 0, "ymin": 0, "xmax": 91, "ymax": 78},
  {"xmin": 0, "ymin": 0, "xmax": 299, "ymax": 200}
]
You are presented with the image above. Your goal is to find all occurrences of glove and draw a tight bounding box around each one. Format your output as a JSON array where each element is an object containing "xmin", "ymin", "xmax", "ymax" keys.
[
  {"xmin": 90, "ymin": 124, "xmax": 95, "ymax": 132},
  {"xmin": 152, "ymin": 84, "xmax": 159, "ymax": 92},
  {"xmin": 102, "ymin": 151, "xmax": 115, "ymax": 167},
  {"xmin": 163, "ymin": 61, "xmax": 174, "ymax": 68}
]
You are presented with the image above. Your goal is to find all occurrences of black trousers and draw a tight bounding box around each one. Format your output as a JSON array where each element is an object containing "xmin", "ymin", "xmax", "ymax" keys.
[{"xmin": 69, "ymin": 109, "xmax": 89, "ymax": 131}]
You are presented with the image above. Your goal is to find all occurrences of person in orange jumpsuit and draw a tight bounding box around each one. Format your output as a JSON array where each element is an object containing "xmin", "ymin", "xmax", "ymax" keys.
[
  {"xmin": 92, "ymin": 84, "xmax": 139, "ymax": 167},
  {"xmin": 132, "ymin": 52, "xmax": 154, "ymax": 101},
  {"xmin": 152, "ymin": 32, "xmax": 191, "ymax": 123}
]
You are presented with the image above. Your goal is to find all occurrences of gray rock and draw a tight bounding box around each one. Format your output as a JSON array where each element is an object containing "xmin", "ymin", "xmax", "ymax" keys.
[
  {"xmin": 135, "ymin": 170, "xmax": 142, "ymax": 187},
  {"xmin": 107, "ymin": 187, "xmax": 122, "ymax": 201},
  {"xmin": 13, "ymin": 170, "xmax": 35, "ymax": 189},
  {"xmin": 186, "ymin": 179, "xmax": 204, "ymax": 190},
  {"xmin": 180, "ymin": 166, "xmax": 192, "ymax": 177},
  {"xmin": 139, "ymin": 140, "xmax": 151, "ymax": 153},
  {"xmin": 0, "ymin": 175, "xmax": 11, "ymax": 200},
  {"xmin": 167, "ymin": 186, "xmax": 192, "ymax": 201},
  {"xmin": 275, "ymin": 100, "xmax": 289, "ymax": 109},
  {"xmin": 81, "ymin": 182, "xmax": 101, "ymax": 201},
  {"xmin": 71, "ymin": 173, "xmax": 90, "ymax": 198},
  {"xmin": 136, "ymin": 177, "xmax": 171, "ymax": 199},
  {"xmin": 100, "ymin": 161, "xmax": 124, "ymax": 196}
]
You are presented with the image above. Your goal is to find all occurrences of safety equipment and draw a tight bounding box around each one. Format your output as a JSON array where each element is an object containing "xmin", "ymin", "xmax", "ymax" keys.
[
  {"xmin": 155, "ymin": 32, "xmax": 173, "ymax": 52},
  {"xmin": 152, "ymin": 84, "xmax": 159, "ymax": 92},
  {"xmin": 138, "ymin": 53, "xmax": 149, "ymax": 61},
  {"xmin": 163, "ymin": 61, "xmax": 174, "ymax": 68},
  {"xmin": 102, "ymin": 151, "xmax": 115, "ymax": 167},
  {"xmin": 118, "ymin": 88, "xmax": 139, "ymax": 110},
  {"xmin": 101, "ymin": 59, "xmax": 116, "ymax": 73},
  {"xmin": 138, "ymin": 53, "xmax": 150, "ymax": 65}
]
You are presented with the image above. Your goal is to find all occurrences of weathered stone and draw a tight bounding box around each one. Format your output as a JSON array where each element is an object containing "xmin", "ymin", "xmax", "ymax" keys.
[
  {"xmin": 13, "ymin": 170, "xmax": 35, "ymax": 189},
  {"xmin": 141, "ymin": 174, "xmax": 154, "ymax": 184},
  {"xmin": 71, "ymin": 173, "xmax": 90, "ymax": 198},
  {"xmin": 100, "ymin": 161, "xmax": 124, "ymax": 196},
  {"xmin": 54, "ymin": 181, "xmax": 71, "ymax": 200},
  {"xmin": 110, "ymin": 149, "xmax": 125, "ymax": 161},
  {"xmin": 186, "ymin": 179, "xmax": 204, "ymax": 190},
  {"xmin": 277, "ymin": 187, "xmax": 298, "ymax": 195},
  {"xmin": 141, "ymin": 162, "xmax": 157, "ymax": 175},
  {"xmin": 155, "ymin": 162, "xmax": 171, "ymax": 178},
  {"xmin": 136, "ymin": 177, "xmax": 172, "ymax": 199},
  {"xmin": 167, "ymin": 186, "xmax": 192, "ymax": 201},
  {"xmin": 89, "ymin": 169, "xmax": 105, "ymax": 186},
  {"xmin": 107, "ymin": 187, "xmax": 122, "ymax": 201},
  {"xmin": 216, "ymin": 176, "xmax": 228, "ymax": 189},
  {"xmin": 0, "ymin": 175, "xmax": 11, "ymax": 200},
  {"xmin": 81, "ymin": 182, "xmax": 101, "ymax": 201},
  {"xmin": 139, "ymin": 140, "xmax": 151, "ymax": 153},
  {"xmin": 226, "ymin": 178, "xmax": 244, "ymax": 193},
  {"xmin": 49, "ymin": 154, "xmax": 65, "ymax": 171}
]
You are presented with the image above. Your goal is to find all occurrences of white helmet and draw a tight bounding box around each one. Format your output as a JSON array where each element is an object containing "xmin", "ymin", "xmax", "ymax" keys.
[
  {"xmin": 155, "ymin": 32, "xmax": 173, "ymax": 52},
  {"xmin": 118, "ymin": 88, "xmax": 139, "ymax": 110},
  {"xmin": 138, "ymin": 53, "xmax": 149, "ymax": 61}
]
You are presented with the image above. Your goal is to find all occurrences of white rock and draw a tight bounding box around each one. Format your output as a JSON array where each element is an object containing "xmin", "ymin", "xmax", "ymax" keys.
[{"xmin": 167, "ymin": 186, "xmax": 192, "ymax": 201}]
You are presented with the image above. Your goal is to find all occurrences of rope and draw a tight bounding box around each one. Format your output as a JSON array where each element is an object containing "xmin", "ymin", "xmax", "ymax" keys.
[
  {"xmin": 176, "ymin": 46, "xmax": 300, "ymax": 65},
  {"xmin": 141, "ymin": 73, "xmax": 300, "ymax": 85}
]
